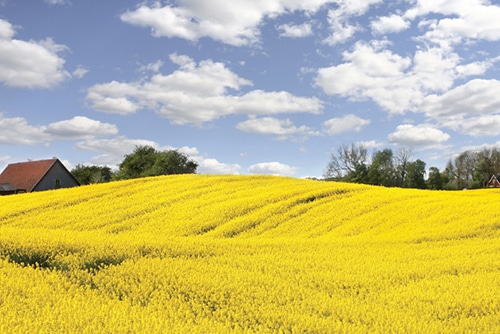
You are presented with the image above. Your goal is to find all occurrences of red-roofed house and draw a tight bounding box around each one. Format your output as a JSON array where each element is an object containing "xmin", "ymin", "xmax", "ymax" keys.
[
  {"xmin": 0, "ymin": 158, "xmax": 79, "ymax": 194},
  {"xmin": 487, "ymin": 175, "xmax": 500, "ymax": 188}
]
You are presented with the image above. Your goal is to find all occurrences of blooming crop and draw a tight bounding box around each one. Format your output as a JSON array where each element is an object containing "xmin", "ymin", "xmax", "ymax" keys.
[{"xmin": 0, "ymin": 174, "xmax": 500, "ymax": 333}]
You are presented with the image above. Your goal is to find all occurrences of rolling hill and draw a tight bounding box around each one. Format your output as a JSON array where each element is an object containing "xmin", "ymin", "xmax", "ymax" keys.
[{"xmin": 0, "ymin": 174, "xmax": 499, "ymax": 333}]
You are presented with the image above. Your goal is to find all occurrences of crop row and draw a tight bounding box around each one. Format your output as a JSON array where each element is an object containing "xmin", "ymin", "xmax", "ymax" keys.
[{"xmin": 0, "ymin": 175, "xmax": 500, "ymax": 332}]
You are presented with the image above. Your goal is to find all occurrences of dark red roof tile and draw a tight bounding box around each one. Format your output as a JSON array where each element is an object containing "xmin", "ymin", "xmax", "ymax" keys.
[{"xmin": 0, "ymin": 159, "xmax": 57, "ymax": 192}]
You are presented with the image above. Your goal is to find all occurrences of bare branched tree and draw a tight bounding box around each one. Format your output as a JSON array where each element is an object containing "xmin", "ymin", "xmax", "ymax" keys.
[
  {"xmin": 395, "ymin": 147, "xmax": 412, "ymax": 186},
  {"xmin": 324, "ymin": 143, "xmax": 368, "ymax": 179}
]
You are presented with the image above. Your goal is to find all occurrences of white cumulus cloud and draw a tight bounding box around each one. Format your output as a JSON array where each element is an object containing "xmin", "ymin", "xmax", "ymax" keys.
[
  {"xmin": 452, "ymin": 115, "xmax": 500, "ymax": 137},
  {"xmin": 121, "ymin": 0, "xmax": 382, "ymax": 47},
  {"xmin": 86, "ymin": 54, "xmax": 323, "ymax": 124},
  {"xmin": 315, "ymin": 41, "xmax": 486, "ymax": 114},
  {"xmin": 0, "ymin": 19, "xmax": 70, "ymax": 88},
  {"xmin": 371, "ymin": 14, "xmax": 410, "ymax": 35},
  {"xmin": 196, "ymin": 158, "xmax": 241, "ymax": 174},
  {"xmin": 75, "ymin": 136, "xmax": 160, "ymax": 166},
  {"xmin": 120, "ymin": 1, "xmax": 328, "ymax": 46},
  {"xmin": 405, "ymin": 0, "xmax": 500, "ymax": 46},
  {"xmin": 171, "ymin": 146, "xmax": 242, "ymax": 174},
  {"xmin": 0, "ymin": 114, "xmax": 119, "ymax": 146},
  {"xmin": 0, "ymin": 113, "xmax": 50, "ymax": 145},
  {"xmin": 388, "ymin": 124, "xmax": 450, "ymax": 147},
  {"xmin": 324, "ymin": 0, "xmax": 383, "ymax": 45},
  {"xmin": 420, "ymin": 79, "xmax": 500, "ymax": 137},
  {"xmin": 45, "ymin": 116, "xmax": 118, "ymax": 139},
  {"xmin": 248, "ymin": 161, "xmax": 298, "ymax": 176},
  {"xmin": 237, "ymin": 116, "xmax": 320, "ymax": 141},
  {"xmin": 322, "ymin": 114, "xmax": 370, "ymax": 135},
  {"xmin": 421, "ymin": 79, "xmax": 500, "ymax": 119}
]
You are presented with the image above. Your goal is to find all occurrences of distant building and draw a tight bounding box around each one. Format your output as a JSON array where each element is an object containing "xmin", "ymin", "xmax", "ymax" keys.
[
  {"xmin": 0, "ymin": 158, "xmax": 79, "ymax": 194},
  {"xmin": 487, "ymin": 175, "xmax": 500, "ymax": 188}
]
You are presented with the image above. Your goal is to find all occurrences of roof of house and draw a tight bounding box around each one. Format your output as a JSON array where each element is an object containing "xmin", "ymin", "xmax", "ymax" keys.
[
  {"xmin": 0, "ymin": 158, "xmax": 62, "ymax": 192},
  {"xmin": 487, "ymin": 175, "xmax": 500, "ymax": 187},
  {"xmin": 0, "ymin": 183, "xmax": 15, "ymax": 191}
]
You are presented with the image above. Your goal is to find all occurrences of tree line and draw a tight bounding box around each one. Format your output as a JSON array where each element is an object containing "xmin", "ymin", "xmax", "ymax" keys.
[
  {"xmin": 323, "ymin": 144, "xmax": 500, "ymax": 190},
  {"xmin": 72, "ymin": 143, "xmax": 500, "ymax": 190},
  {"xmin": 71, "ymin": 145, "xmax": 198, "ymax": 185}
]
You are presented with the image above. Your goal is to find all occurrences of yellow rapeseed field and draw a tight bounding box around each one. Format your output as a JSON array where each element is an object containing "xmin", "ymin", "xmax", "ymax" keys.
[{"xmin": 1, "ymin": 174, "xmax": 500, "ymax": 333}]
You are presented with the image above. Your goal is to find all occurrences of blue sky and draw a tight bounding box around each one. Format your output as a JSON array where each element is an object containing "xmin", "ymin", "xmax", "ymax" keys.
[{"xmin": 1, "ymin": 0, "xmax": 500, "ymax": 178}]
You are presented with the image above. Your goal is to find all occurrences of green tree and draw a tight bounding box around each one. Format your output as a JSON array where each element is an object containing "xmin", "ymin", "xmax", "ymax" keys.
[
  {"xmin": 71, "ymin": 164, "xmax": 113, "ymax": 185},
  {"xmin": 445, "ymin": 151, "xmax": 481, "ymax": 189},
  {"xmin": 427, "ymin": 167, "xmax": 444, "ymax": 190},
  {"xmin": 367, "ymin": 149, "xmax": 396, "ymax": 187},
  {"xmin": 150, "ymin": 150, "xmax": 199, "ymax": 176},
  {"xmin": 473, "ymin": 148, "xmax": 500, "ymax": 188},
  {"xmin": 116, "ymin": 145, "xmax": 198, "ymax": 180},
  {"xmin": 343, "ymin": 163, "xmax": 369, "ymax": 183},
  {"xmin": 404, "ymin": 159, "xmax": 426, "ymax": 189},
  {"xmin": 117, "ymin": 145, "xmax": 157, "ymax": 179}
]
